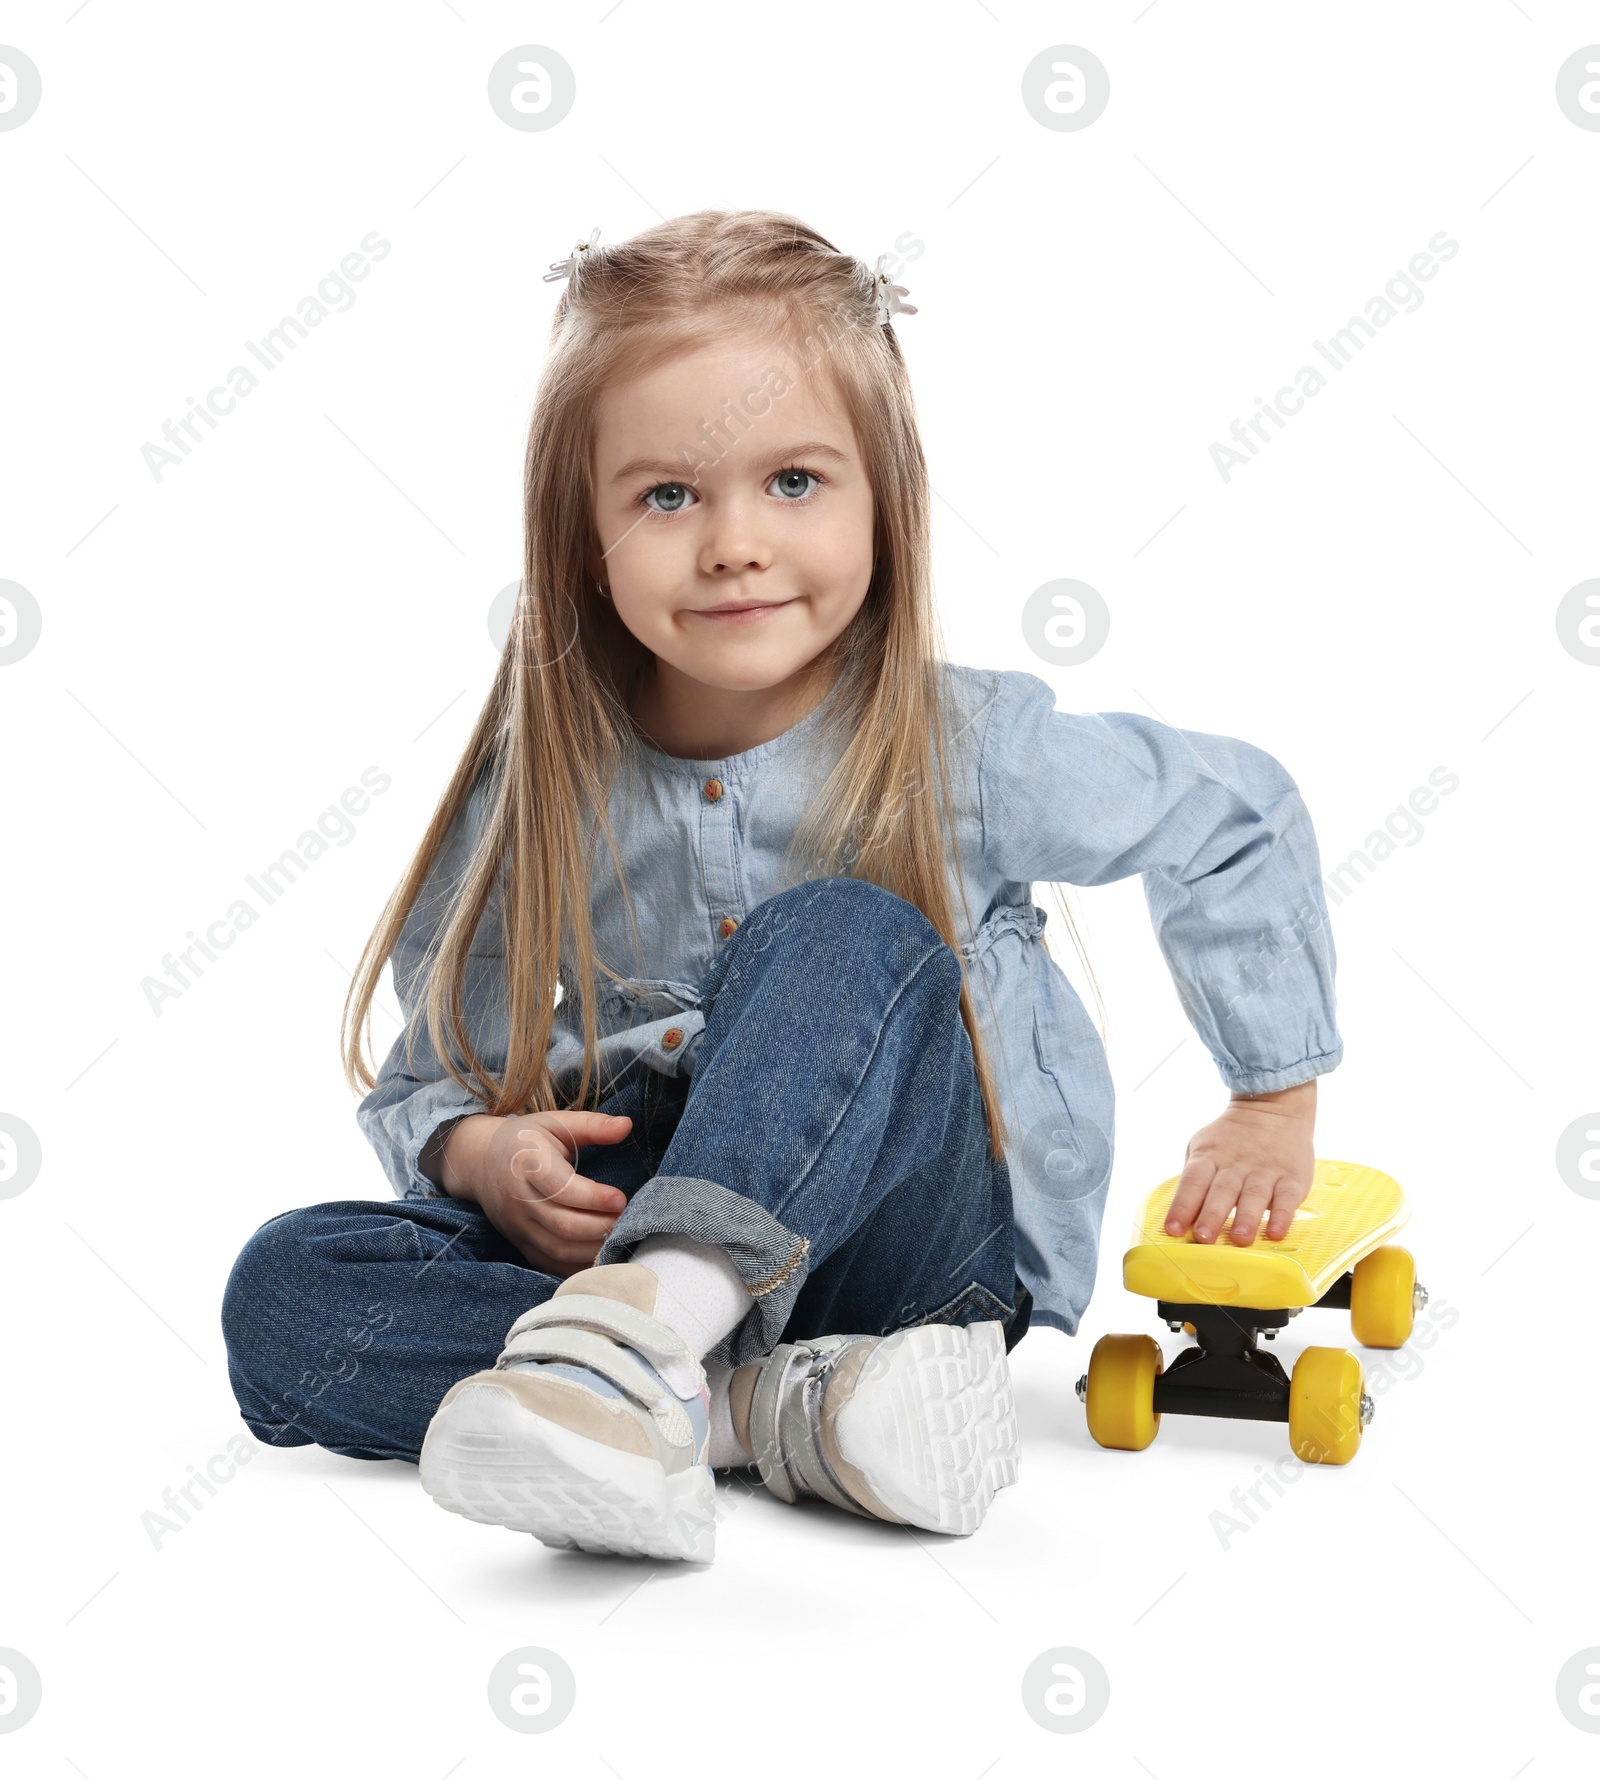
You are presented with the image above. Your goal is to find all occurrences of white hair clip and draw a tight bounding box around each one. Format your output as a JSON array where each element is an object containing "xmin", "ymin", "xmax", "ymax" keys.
[
  {"xmin": 872, "ymin": 254, "xmax": 918, "ymax": 326},
  {"xmin": 543, "ymin": 226, "xmax": 601, "ymax": 284}
]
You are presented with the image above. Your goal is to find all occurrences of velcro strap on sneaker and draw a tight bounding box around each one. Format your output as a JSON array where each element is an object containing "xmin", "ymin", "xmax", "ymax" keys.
[
  {"xmin": 747, "ymin": 1337, "xmax": 869, "ymax": 1518},
  {"xmin": 747, "ymin": 1345, "xmax": 802, "ymax": 1504},
  {"xmin": 502, "ymin": 1293, "xmax": 702, "ymax": 1397},
  {"xmin": 499, "ymin": 1325, "xmax": 695, "ymax": 1455}
]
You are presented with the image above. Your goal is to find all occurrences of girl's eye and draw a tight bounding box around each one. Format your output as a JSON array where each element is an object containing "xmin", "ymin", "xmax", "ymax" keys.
[
  {"xmin": 638, "ymin": 466, "xmax": 824, "ymax": 514},
  {"xmin": 642, "ymin": 482, "xmax": 696, "ymax": 514},
  {"xmin": 769, "ymin": 466, "xmax": 822, "ymax": 502}
]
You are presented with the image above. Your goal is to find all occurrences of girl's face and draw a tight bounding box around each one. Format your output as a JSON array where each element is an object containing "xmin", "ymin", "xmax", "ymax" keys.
[{"xmin": 589, "ymin": 329, "xmax": 876, "ymax": 705}]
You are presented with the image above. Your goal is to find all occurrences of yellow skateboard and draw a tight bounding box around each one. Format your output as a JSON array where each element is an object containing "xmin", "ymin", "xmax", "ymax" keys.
[{"xmin": 1075, "ymin": 1159, "xmax": 1427, "ymax": 1465}]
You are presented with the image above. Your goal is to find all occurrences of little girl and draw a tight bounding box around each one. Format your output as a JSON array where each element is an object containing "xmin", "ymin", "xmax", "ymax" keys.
[{"xmin": 221, "ymin": 209, "xmax": 1341, "ymax": 1565}]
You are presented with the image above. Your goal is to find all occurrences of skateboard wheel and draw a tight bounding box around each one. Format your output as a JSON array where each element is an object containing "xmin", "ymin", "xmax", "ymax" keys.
[
  {"xmin": 1349, "ymin": 1245, "xmax": 1417, "ymax": 1348},
  {"xmin": 1288, "ymin": 1346, "xmax": 1365, "ymax": 1465},
  {"xmin": 1084, "ymin": 1334, "xmax": 1163, "ymax": 1451}
]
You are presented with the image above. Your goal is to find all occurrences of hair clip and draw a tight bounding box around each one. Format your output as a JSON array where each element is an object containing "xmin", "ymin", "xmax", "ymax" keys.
[
  {"xmin": 543, "ymin": 226, "xmax": 601, "ymax": 284},
  {"xmin": 871, "ymin": 254, "xmax": 918, "ymax": 326}
]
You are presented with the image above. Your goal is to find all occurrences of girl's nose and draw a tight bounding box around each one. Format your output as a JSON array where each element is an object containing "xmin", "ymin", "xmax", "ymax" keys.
[
  {"xmin": 700, "ymin": 544, "xmax": 772, "ymax": 578},
  {"xmin": 698, "ymin": 503, "xmax": 773, "ymax": 579}
]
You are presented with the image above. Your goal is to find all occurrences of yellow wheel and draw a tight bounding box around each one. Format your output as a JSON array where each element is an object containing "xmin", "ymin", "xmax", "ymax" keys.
[
  {"xmin": 1084, "ymin": 1334, "xmax": 1163, "ymax": 1451},
  {"xmin": 1349, "ymin": 1245, "xmax": 1417, "ymax": 1348},
  {"xmin": 1288, "ymin": 1346, "xmax": 1367, "ymax": 1465}
]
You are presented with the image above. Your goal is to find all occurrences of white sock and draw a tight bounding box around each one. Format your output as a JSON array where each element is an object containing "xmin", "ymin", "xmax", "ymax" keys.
[
  {"xmin": 703, "ymin": 1362, "xmax": 752, "ymax": 1468},
  {"xmin": 632, "ymin": 1235, "xmax": 753, "ymax": 1359}
]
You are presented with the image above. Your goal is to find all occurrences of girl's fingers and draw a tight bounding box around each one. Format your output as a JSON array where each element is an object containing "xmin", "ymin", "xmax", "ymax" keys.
[
  {"xmin": 1168, "ymin": 1155, "xmax": 1311, "ymax": 1245},
  {"xmin": 504, "ymin": 1200, "xmax": 610, "ymax": 1266},
  {"xmin": 545, "ymin": 1171, "xmax": 629, "ymax": 1216},
  {"xmin": 1227, "ymin": 1170, "xmax": 1279, "ymax": 1246},
  {"xmin": 538, "ymin": 1232, "xmax": 608, "ymax": 1273},
  {"xmin": 1193, "ymin": 1168, "xmax": 1246, "ymax": 1244},
  {"xmin": 526, "ymin": 1111, "xmax": 633, "ymax": 1162},
  {"xmin": 1165, "ymin": 1158, "xmax": 1216, "ymax": 1236},
  {"xmin": 527, "ymin": 1198, "xmax": 620, "ymax": 1243},
  {"xmin": 510, "ymin": 1146, "xmax": 628, "ymax": 1215},
  {"xmin": 1264, "ymin": 1176, "xmax": 1305, "ymax": 1241},
  {"xmin": 512, "ymin": 1233, "xmax": 604, "ymax": 1274}
]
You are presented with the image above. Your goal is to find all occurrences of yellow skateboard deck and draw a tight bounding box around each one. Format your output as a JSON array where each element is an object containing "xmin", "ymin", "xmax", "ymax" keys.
[{"xmin": 1123, "ymin": 1158, "xmax": 1408, "ymax": 1310}]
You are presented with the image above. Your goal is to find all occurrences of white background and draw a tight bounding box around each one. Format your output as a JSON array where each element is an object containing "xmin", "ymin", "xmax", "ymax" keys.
[{"xmin": 2, "ymin": 2, "xmax": 1596, "ymax": 1773}]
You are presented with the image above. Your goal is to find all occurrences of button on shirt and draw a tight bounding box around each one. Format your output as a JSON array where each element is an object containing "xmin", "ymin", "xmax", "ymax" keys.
[{"xmin": 357, "ymin": 663, "xmax": 1343, "ymax": 1337}]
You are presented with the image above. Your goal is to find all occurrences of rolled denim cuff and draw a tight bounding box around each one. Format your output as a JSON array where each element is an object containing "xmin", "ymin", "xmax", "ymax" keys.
[
  {"xmin": 1220, "ymin": 1042, "xmax": 1344, "ymax": 1097},
  {"xmin": 596, "ymin": 1175, "xmax": 812, "ymax": 1367}
]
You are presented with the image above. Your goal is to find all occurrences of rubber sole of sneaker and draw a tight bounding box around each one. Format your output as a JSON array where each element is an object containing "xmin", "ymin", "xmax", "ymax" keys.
[
  {"xmin": 831, "ymin": 1321, "xmax": 1020, "ymax": 1536},
  {"xmin": 418, "ymin": 1379, "xmax": 717, "ymax": 1563}
]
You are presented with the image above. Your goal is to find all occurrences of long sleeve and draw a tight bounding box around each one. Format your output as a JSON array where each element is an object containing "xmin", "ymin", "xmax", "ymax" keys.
[
  {"xmin": 979, "ymin": 670, "xmax": 1342, "ymax": 1095},
  {"xmin": 355, "ymin": 774, "xmax": 511, "ymax": 1200}
]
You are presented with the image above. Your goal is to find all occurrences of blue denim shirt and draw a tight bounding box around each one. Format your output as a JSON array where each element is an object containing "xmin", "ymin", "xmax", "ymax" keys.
[{"xmin": 357, "ymin": 663, "xmax": 1342, "ymax": 1337}]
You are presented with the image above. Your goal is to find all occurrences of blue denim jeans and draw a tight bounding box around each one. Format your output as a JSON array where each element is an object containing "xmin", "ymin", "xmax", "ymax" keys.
[{"xmin": 221, "ymin": 877, "xmax": 1029, "ymax": 1462}]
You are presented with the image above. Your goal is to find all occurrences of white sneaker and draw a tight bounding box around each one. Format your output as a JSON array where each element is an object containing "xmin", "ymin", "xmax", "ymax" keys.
[
  {"xmin": 733, "ymin": 1320, "xmax": 1020, "ymax": 1535},
  {"xmin": 419, "ymin": 1264, "xmax": 716, "ymax": 1562}
]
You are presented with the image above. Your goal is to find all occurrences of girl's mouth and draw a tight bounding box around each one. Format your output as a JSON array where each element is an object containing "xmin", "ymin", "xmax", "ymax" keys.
[{"xmin": 692, "ymin": 600, "xmax": 793, "ymax": 625}]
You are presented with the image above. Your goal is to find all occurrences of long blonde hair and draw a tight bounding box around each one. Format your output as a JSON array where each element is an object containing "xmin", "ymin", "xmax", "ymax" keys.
[{"xmin": 341, "ymin": 208, "xmax": 1097, "ymax": 1162}]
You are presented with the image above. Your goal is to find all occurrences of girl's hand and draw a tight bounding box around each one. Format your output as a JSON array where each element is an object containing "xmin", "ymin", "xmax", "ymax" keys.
[
  {"xmin": 436, "ymin": 1109, "xmax": 633, "ymax": 1276},
  {"xmin": 1163, "ymin": 1080, "xmax": 1316, "ymax": 1246}
]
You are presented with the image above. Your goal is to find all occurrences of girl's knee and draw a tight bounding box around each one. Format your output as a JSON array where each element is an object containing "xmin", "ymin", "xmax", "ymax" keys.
[
  {"xmin": 765, "ymin": 874, "xmax": 918, "ymax": 925},
  {"xmin": 222, "ymin": 1210, "xmax": 312, "ymax": 1371},
  {"xmin": 747, "ymin": 876, "xmax": 958, "ymax": 980},
  {"xmin": 220, "ymin": 1203, "xmax": 369, "ymax": 1363}
]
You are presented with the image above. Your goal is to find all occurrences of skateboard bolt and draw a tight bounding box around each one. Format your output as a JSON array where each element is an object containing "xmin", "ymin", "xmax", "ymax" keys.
[
  {"xmin": 1413, "ymin": 1281, "xmax": 1429, "ymax": 1313},
  {"xmin": 1359, "ymin": 1392, "xmax": 1375, "ymax": 1429},
  {"xmin": 1165, "ymin": 1320, "xmax": 1182, "ymax": 1332},
  {"xmin": 1074, "ymin": 1373, "xmax": 1088, "ymax": 1403}
]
